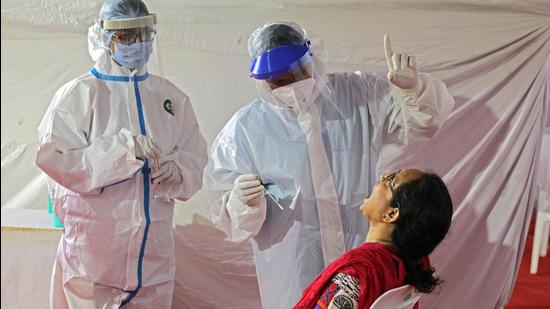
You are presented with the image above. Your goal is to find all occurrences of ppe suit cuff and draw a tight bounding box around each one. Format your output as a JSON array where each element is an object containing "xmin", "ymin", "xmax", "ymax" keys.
[
  {"xmin": 397, "ymin": 76, "xmax": 423, "ymax": 98},
  {"xmin": 226, "ymin": 192, "xmax": 267, "ymax": 236}
]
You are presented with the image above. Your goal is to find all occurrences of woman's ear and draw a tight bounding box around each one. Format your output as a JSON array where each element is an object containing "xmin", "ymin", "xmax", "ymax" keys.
[{"xmin": 382, "ymin": 207, "xmax": 399, "ymax": 223}]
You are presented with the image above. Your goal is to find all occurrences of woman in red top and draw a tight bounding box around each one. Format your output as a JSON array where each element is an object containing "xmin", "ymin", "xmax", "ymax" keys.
[{"xmin": 294, "ymin": 168, "xmax": 453, "ymax": 309}]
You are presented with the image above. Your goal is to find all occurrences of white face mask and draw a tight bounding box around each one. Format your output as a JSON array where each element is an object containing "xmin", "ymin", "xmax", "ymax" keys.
[{"xmin": 271, "ymin": 78, "xmax": 318, "ymax": 112}]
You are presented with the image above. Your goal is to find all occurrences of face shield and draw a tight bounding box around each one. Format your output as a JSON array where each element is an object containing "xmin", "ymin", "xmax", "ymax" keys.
[
  {"xmin": 103, "ymin": 15, "xmax": 161, "ymax": 73},
  {"xmin": 89, "ymin": 13, "xmax": 163, "ymax": 77},
  {"xmin": 248, "ymin": 22, "xmax": 334, "ymax": 114}
]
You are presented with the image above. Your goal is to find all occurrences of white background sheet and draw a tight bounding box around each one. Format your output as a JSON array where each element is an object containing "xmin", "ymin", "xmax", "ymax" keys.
[{"xmin": 2, "ymin": 1, "xmax": 549, "ymax": 308}]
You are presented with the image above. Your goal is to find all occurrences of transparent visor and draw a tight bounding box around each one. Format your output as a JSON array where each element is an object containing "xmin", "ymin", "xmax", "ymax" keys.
[
  {"xmin": 263, "ymin": 54, "xmax": 314, "ymax": 90},
  {"xmin": 98, "ymin": 14, "xmax": 163, "ymax": 75}
]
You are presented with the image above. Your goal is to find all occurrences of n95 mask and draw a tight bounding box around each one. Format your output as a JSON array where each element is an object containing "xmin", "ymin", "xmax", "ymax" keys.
[{"xmin": 272, "ymin": 78, "xmax": 318, "ymax": 112}]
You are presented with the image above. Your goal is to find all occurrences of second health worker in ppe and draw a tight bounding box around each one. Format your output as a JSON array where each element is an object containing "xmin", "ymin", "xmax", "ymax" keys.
[{"xmin": 35, "ymin": 0, "xmax": 208, "ymax": 307}]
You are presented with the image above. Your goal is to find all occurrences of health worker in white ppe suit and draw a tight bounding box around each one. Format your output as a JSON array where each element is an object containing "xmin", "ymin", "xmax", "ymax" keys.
[
  {"xmin": 35, "ymin": 0, "xmax": 208, "ymax": 307},
  {"xmin": 208, "ymin": 21, "xmax": 455, "ymax": 309}
]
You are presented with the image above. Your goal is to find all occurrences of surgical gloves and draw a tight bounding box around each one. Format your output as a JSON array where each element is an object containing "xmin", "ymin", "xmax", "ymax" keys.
[
  {"xmin": 152, "ymin": 161, "xmax": 183, "ymax": 184},
  {"xmin": 231, "ymin": 174, "xmax": 264, "ymax": 207},
  {"xmin": 384, "ymin": 34, "xmax": 418, "ymax": 92}
]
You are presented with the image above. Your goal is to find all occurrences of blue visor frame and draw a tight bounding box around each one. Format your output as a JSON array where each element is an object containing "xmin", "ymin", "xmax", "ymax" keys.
[{"xmin": 250, "ymin": 43, "xmax": 311, "ymax": 80}]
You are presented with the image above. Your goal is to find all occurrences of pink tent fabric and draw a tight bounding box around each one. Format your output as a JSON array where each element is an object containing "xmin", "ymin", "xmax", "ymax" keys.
[
  {"xmin": 381, "ymin": 25, "xmax": 550, "ymax": 308},
  {"xmin": 172, "ymin": 215, "xmax": 261, "ymax": 308}
]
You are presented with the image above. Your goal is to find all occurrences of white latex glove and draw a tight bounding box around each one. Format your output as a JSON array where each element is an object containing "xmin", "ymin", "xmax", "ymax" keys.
[
  {"xmin": 384, "ymin": 34, "xmax": 418, "ymax": 92},
  {"xmin": 151, "ymin": 161, "xmax": 182, "ymax": 184},
  {"xmin": 134, "ymin": 134, "xmax": 160, "ymax": 170},
  {"xmin": 231, "ymin": 174, "xmax": 264, "ymax": 207}
]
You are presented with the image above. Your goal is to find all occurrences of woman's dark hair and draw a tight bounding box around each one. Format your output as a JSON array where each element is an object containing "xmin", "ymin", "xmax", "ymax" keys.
[{"xmin": 389, "ymin": 172, "xmax": 453, "ymax": 293}]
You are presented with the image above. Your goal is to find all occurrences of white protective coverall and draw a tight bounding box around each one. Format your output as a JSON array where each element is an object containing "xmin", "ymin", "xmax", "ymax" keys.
[{"xmin": 35, "ymin": 23, "xmax": 208, "ymax": 308}]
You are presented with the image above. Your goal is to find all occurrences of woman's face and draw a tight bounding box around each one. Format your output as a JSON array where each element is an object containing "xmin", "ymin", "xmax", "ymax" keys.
[{"xmin": 360, "ymin": 168, "xmax": 424, "ymax": 221}]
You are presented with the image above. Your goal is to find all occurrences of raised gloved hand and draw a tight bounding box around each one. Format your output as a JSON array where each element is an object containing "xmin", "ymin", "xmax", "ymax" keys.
[
  {"xmin": 133, "ymin": 134, "xmax": 160, "ymax": 169},
  {"xmin": 384, "ymin": 34, "xmax": 418, "ymax": 92},
  {"xmin": 231, "ymin": 174, "xmax": 264, "ymax": 207},
  {"xmin": 152, "ymin": 161, "xmax": 182, "ymax": 185}
]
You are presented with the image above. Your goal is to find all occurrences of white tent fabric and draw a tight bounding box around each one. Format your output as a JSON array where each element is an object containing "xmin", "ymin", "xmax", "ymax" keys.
[{"xmin": 1, "ymin": 1, "xmax": 549, "ymax": 308}]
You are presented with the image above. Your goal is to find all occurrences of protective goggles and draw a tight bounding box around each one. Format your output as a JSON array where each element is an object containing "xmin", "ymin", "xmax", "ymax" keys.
[{"xmin": 110, "ymin": 27, "xmax": 156, "ymax": 44}]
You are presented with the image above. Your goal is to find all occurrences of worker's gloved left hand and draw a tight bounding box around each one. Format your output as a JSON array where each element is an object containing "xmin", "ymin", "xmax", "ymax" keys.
[
  {"xmin": 151, "ymin": 161, "xmax": 182, "ymax": 185},
  {"xmin": 384, "ymin": 34, "xmax": 418, "ymax": 91}
]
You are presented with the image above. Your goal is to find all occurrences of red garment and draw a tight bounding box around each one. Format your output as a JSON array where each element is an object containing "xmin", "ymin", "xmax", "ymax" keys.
[{"xmin": 294, "ymin": 242, "xmax": 408, "ymax": 309}]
